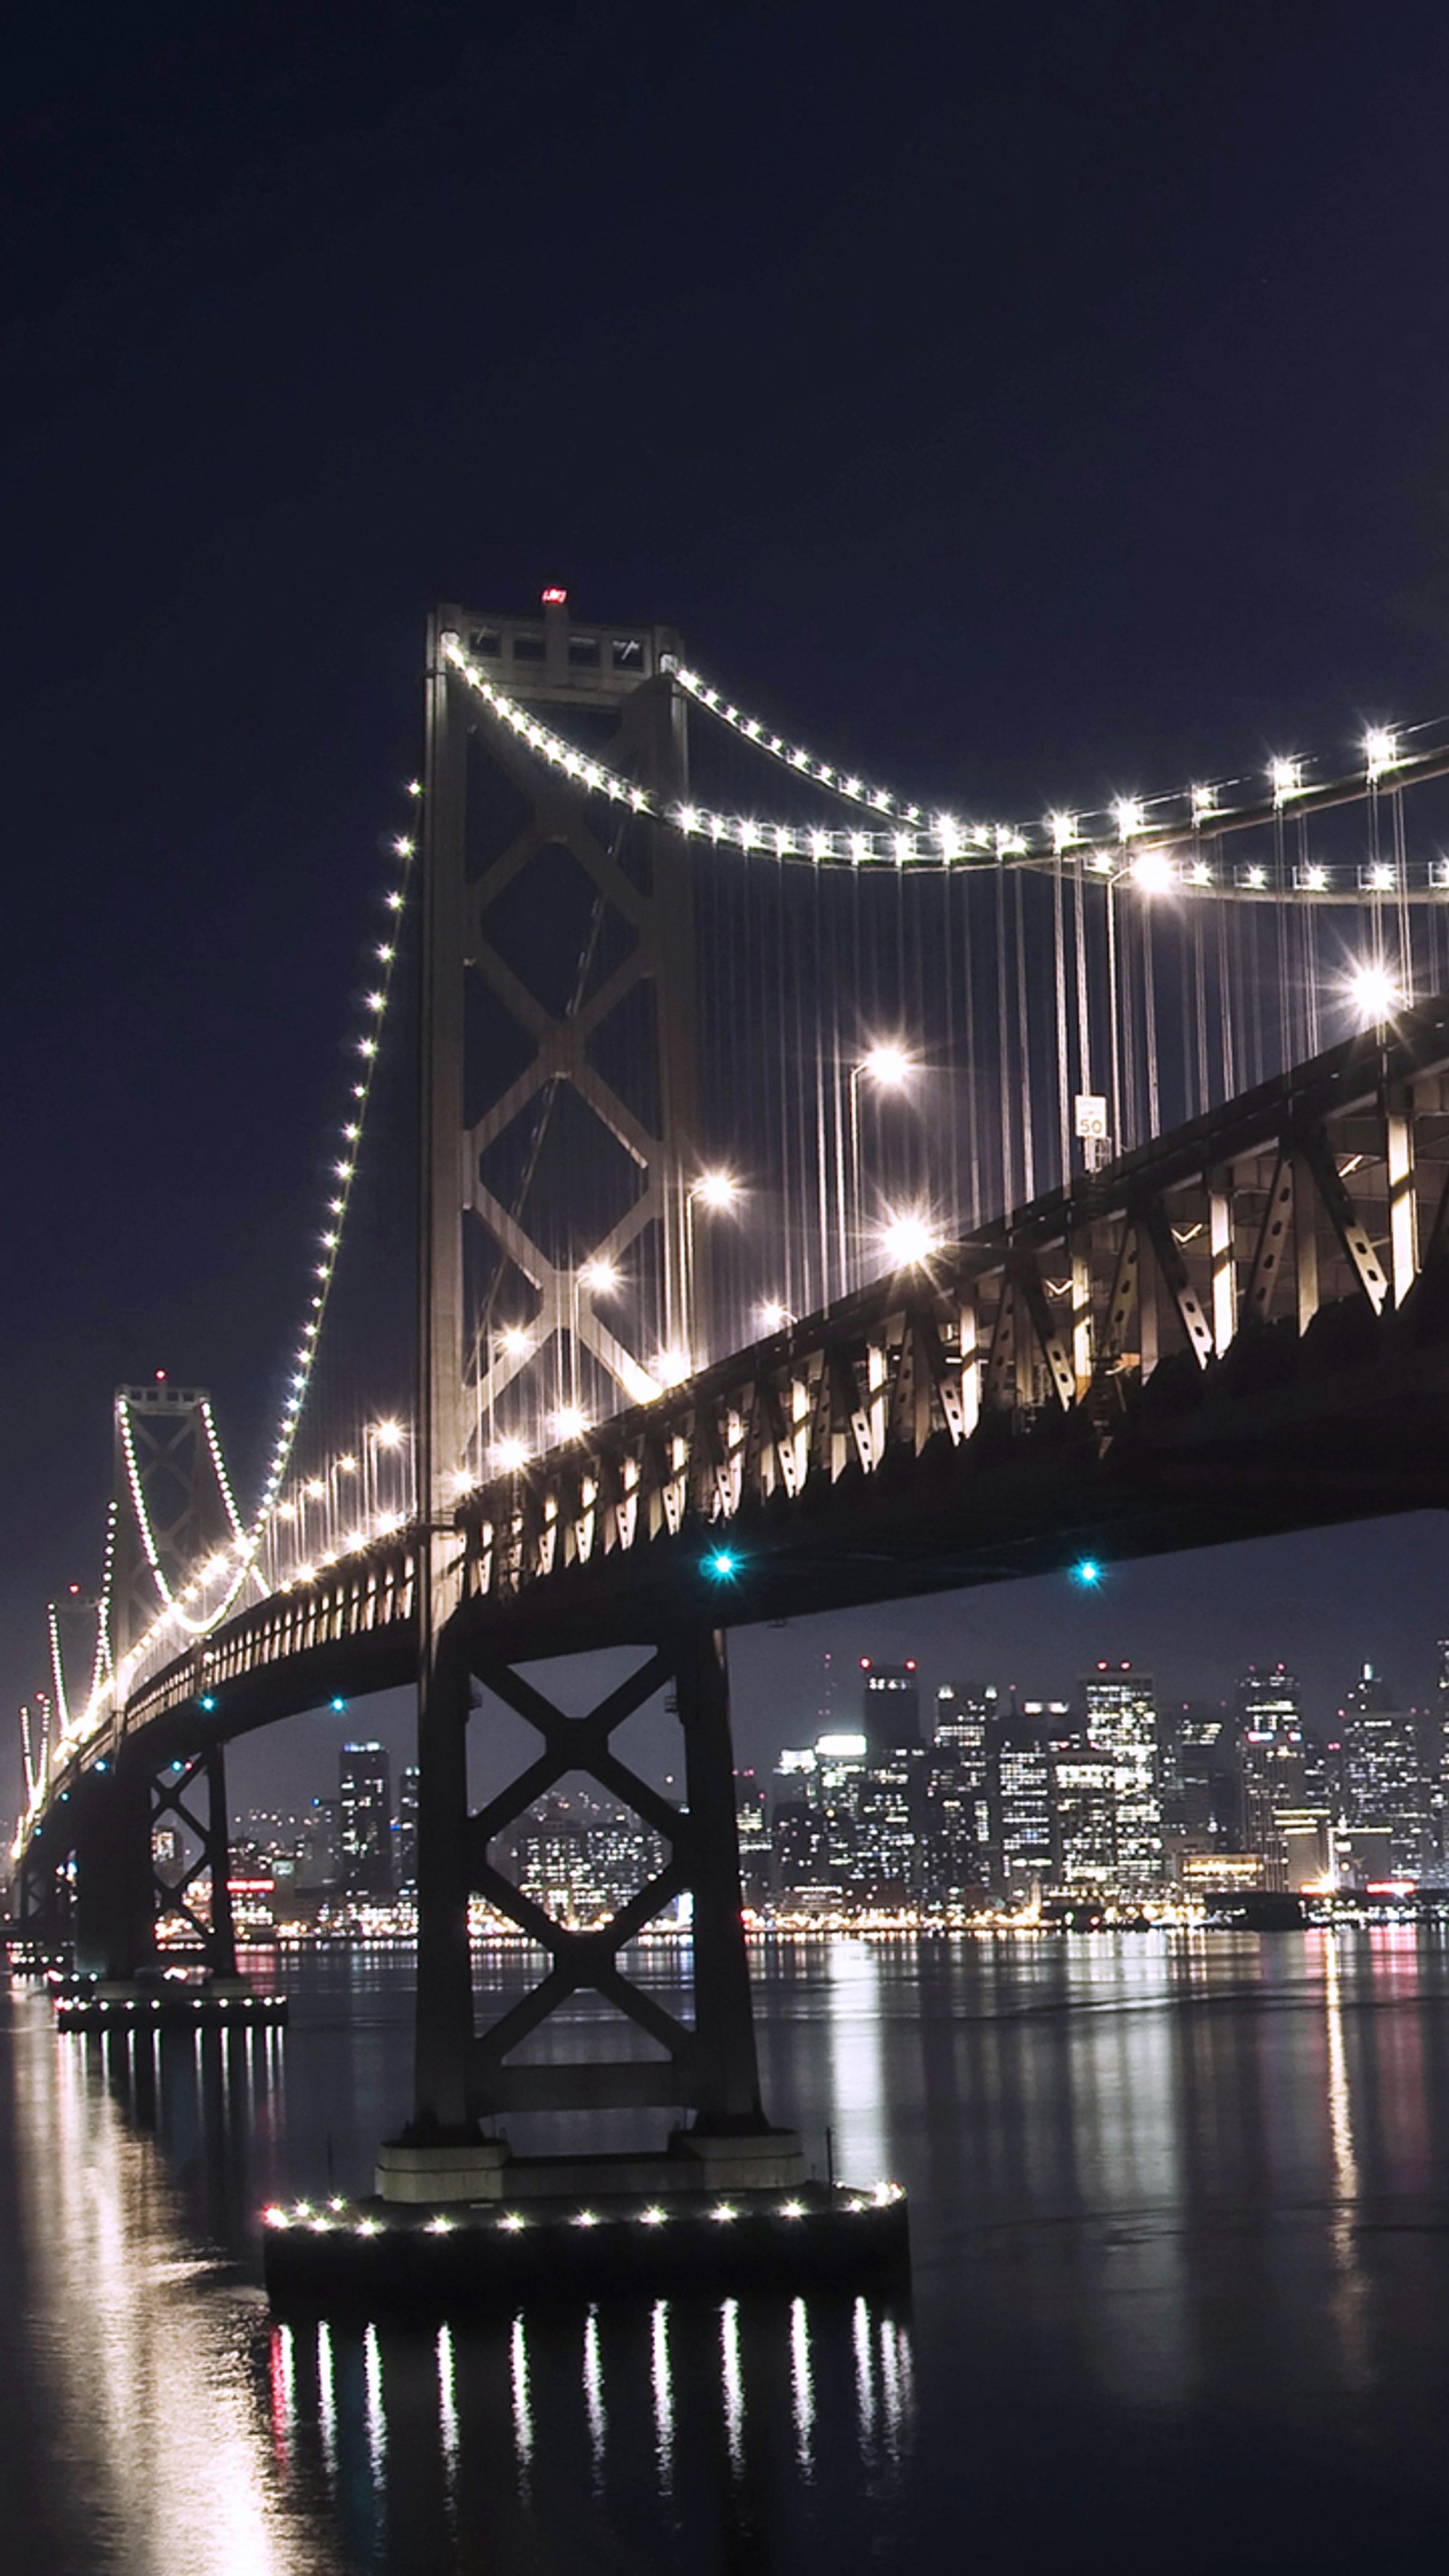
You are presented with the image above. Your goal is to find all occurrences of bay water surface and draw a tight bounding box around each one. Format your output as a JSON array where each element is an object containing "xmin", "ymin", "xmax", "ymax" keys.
[{"xmin": 5, "ymin": 1927, "xmax": 1449, "ymax": 2571}]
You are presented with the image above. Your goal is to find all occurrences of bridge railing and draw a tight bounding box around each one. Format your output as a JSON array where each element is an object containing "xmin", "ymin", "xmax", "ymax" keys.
[{"xmin": 117, "ymin": 1545, "xmax": 417, "ymax": 1743}]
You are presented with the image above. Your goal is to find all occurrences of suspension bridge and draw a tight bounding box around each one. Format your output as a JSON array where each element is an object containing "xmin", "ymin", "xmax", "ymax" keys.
[{"xmin": 13, "ymin": 591, "xmax": 1449, "ymax": 2269}]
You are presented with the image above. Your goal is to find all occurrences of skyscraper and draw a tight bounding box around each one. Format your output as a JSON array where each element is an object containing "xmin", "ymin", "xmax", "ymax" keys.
[
  {"xmin": 1237, "ymin": 1666, "xmax": 1308, "ymax": 1888},
  {"xmin": 859, "ymin": 1658, "xmax": 921, "ymax": 1750},
  {"xmin": 1081, "ymin": 1665, "xmax": 1163, "ymax": 1885},
  {"xmin": 395, "ymin": 1763, "xmax": 420, "ymax": 1892},
  {"xmin": 1339, "ymin": 1664, "xmax": 1427, "ymax": 1878},
  {"xmin": 1051, "ymin": 1751, "xmax": 1118, "ymax": 1895},
  {"xmin": 933, "ymin": 1683, "xmax": 995, "ymax": 1880},
  {"xmin": 992, "ymin": 1715, "xmax": 1053, "ymax": 1902},
  {"xmin": 340, "ymin": 1741, "xmax": 393, "ymax": 1896}
]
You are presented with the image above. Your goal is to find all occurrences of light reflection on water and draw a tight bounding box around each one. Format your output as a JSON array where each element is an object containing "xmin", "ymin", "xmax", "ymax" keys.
[{"xmin": 12, "ymin": 1929, "xmax": 1449, "ymax": 2570}]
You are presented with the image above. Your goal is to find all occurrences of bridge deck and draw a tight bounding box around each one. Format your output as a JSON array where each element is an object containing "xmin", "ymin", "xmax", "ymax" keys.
[{"xmin": 24, "ymin": 1001, "xmax": 1449, "ymax": 1838}]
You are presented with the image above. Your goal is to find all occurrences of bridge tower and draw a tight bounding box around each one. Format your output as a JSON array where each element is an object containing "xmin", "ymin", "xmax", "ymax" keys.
[
  {"xmin": 397, "ymin": 594, "xmax": 801, "ymax": 2195},
  {"xmin": 68, "ymin": 1386, "xmax": 241, "ymax": 1978}
]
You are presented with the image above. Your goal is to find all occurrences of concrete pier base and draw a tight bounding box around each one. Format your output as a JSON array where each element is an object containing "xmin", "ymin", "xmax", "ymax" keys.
[
  {"xmin": 376, "ymin": 2139, "xmax": 509, "ymax": 2203},
  {"xmin": 264, "ymin": 2174, "xmax": 909, "ymax": 2314},
  {"xmin": 52, "ymin": 1975, "xmax": 286, "ymax": 2032}
]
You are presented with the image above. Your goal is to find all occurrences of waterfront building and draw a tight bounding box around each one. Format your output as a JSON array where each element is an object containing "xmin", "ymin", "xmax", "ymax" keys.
[
  {"xmin": 851, "ymin": 1745, "xmax": 928, "ymax": 1902},
  {"xmin": 1081, "ymin": 1665, "xmax": 1164, "ymax": 1884},
  {"xmin": 992, "ymin": 1715, "xmax": 1053, "ymax": 1902},
  {"xmin": 1339, "ymin": 1663, "xmax": 1428, "ymax": 1877},
  {"xmin": 734, "ymin": 1769, "xmax": 772, "ymax": 1908},
  {"xmin": 395, "ymin": 1763, "xmax": 419, "ymax": 1892},
  {"xmin": 1051, "ymin": 1750, "xmax": 1118, "ymax": 1895},
  {"xmin": 1237, "ymin": 1666, "xmax": 1308, "ymax": 1890},
  {"xmin": 931, "ymin": 1683, "xmax": 996, "ymax": 1892},
  {"xmin": 298, "ymin": 1793, "xmax": 340, "ymax": 1891},
  {"xmin": 339, "ymin": 1742, "xmax": 393, "ymax": 1896}
]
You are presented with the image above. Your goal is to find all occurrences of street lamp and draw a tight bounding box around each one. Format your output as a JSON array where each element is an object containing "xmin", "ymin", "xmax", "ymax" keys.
[
  {"xmin": 848, "ymin": 1042, "xmax": 919, "ymax": 1293},
  {"xmin": 685, "ymin": 1171, "xmax": 743, "ymax": 1368},
  {"xmin": 571, "ymin": 1256, "xmax": 621, "ymax": 1410},
  {"xmin": 877, "ymin": 1206, "xmax": 941, "ymax": 1272},
  {"xmin": 1346, "ymin": 957, "xmax": 1404, "ymax": 1029},
  {"xmin": 365, "ymin": 1418, "xmax": 408, "ymax": 1526}
]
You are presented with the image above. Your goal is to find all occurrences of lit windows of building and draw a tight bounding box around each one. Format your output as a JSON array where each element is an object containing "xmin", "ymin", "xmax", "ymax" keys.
[
  {"xmin": 1338, "ymin": 1662, "xmax": 1427, "ymax": 1878},
  {"xmin": 1051, "ymin": 1752, "xmax": 1118, "ymax": 1896},
  {"xmin": 1237, "ymin": 1665, "xmax": 1308, "ymax": 1891},
  {"xmin": 734, "ymin": 1769, "xmax": 772, "ymax": 1908},
  {"xmin": 932, "ymin": 1682, "xmax": 996, "ymax": 1890},
  {"xmin": 395, "ymin": 1763, "xmax": 419, "ymax": 1893},
  {"xmin": 1081, "ymin": 1664, "xmax": 1164, "ymax": 1885},
  {"xmin": 339, "ymin": 1741, "xmax": 393, "ymax": 1897},
  {"xmin": 993, "ymin": 1716, "xmax": 1053, "ymax": 1903}
]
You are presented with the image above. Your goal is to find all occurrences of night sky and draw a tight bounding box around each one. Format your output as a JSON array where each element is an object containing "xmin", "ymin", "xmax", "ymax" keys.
[{"xmin": 7, "ymin": 0, "xmax": 1449, "ymax": 1822}]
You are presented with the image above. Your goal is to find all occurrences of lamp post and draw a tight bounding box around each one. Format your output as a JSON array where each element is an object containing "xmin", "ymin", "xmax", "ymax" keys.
[
  {"xmin": 685, "ymin": 1172, "xmax": 742, "ymax": 1370},
  {"xmin": 847, "ymin": 1043, "xmax": 917, "ymax": 1295},
  {"xmin": 572, "ymin": 1256, "xmax": 620, "ymax": 1413}
]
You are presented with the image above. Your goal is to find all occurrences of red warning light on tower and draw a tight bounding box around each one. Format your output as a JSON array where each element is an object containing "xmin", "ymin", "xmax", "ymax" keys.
[{"xmin": 541, "ymin": 586, "xmax": 568, "ymax": 607}]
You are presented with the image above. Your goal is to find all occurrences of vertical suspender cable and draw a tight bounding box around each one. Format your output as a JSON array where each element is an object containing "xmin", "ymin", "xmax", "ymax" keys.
[
  {"xmin": 1014, "ymin": 870, "xmax": 1035, "ymax": 1203},
  {"xmin": 1052, "ymin": 852, "xmax": 1070, "ymax": 1191},
  {"xmin": 1111, "ymin": 886, "xmax": 1132, "ymax": 1169},
  {"xmin": 995, "ymin": 864, "xmax": 1014, "ymax": 1211},
  {"xmin": 1142, "ymin": 899, "xmax": 1160, "ymax": 1139}
]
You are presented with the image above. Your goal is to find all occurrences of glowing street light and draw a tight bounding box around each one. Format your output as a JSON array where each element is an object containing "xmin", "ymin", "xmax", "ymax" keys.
[
  {"xmin": 858, "ymin": 1042, "xmax": 915, "ymax": 1091},
  {"xmin": 498, "ymin": 1324, "xmax": 532, "ymax": 1360},
  {"xmin": 1071, "ymin": 1559, "xmax": 1103, "ymax": 1588},
  {"xmin": 1346, "ymin": 959, "xmax": 1404, "ymax": 1026},
  {"xmin": 491, "ymin": 1437, "xmax": 530, "ymax": 1473},
  {"xmin": 684, "ymin": 1174, "xmax": 743, "ymax": 1367},
  {"xmin": 1129, "ymin": 848, "xmax": 1176, "ymax": 895},
  {"xmin": 758, "ymin": 1298, "xmax": 792, "ymax": 1332},
  {"xmin": 578, "ymin": 1257, "xmax": 620, "ymax": 1294},
  {"xmin": 846, "ymin": 1041, "xmax": 923, "ymax": 1297},
  {"xmin": 552, "ymin": 1405, "xmax": 589, "ymax": 1442},
  {"xmin": 878, "ymin": 1208, "xmax": 941, "ymax": 1271}
]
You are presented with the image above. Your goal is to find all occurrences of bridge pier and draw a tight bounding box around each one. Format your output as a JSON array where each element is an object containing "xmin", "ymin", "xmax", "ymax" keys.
[
  {"xmin": 72, "ymin": 1759, "xmax": 155, "ymax": 1979},
  {"xmin": 380, "ymin": 1614, "xmax": 801, "ymax": 2203},
  {"xmin": 152, "ymin": 1744, "xmax": 238, "ymax": 1977}
]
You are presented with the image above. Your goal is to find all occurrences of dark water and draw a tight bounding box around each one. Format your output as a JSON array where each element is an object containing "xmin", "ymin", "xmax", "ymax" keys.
[{"xmin": 6, "ymin": 1928, "xmax": 1449, "ymax": 2572}]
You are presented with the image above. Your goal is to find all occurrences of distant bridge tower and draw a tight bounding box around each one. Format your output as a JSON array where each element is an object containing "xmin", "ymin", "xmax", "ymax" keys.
[
  {"xmin": 110, "ymin": 1383, "xmax": 238, "ymax": 1671},
  {"xmin": 59, "ymin": 1385, "xmax": 243, "ymax": 1978}
]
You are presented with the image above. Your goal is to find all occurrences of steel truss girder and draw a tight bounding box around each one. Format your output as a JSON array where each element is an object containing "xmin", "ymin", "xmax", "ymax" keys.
[
  {"xmin": 457, "ymin": 1629, "xmax": 754, "ymax": 2119},
  {"xmin": 151, "ymin": 1744, "xmax": 236, "ymax": 1973}
]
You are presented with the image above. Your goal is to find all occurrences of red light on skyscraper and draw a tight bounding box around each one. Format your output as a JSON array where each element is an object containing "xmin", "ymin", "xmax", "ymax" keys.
[{"xmin": 542, "ymin": 586, "xmax": 567, "ymax": 606}]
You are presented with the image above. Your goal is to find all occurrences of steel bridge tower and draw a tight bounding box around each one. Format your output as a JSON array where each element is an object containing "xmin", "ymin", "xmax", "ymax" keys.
[{"xmin": 398, "ymin": 593, "xmax": 801, "ymax": 2194}]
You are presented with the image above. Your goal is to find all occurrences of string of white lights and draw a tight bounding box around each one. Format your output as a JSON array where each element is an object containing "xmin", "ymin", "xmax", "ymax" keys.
[
  {"xmin": 676, "ymin": 660, "xmax": 1437, "ymax": 854},
  {"xmin": 45, "ymin": 1602, "xmax": 71, "ymax": 1735},
  {"xmin": 29, "ymin": 804, "xmax": 417, "ymax": 1810},
  {"xmin": 446, "ymin": 631, "xmax": 1449, "ymax": 885},
  {"xmin": 90, "ymin": 1502, "xmax": 116, "ymax": 1703}
]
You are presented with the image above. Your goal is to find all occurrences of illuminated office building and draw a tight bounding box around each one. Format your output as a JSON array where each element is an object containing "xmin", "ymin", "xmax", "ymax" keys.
[
  {"xmin": 339, "ymin": 1741, "xmax": 393, "ymax": 1896},
  {"xmin": 1081, "ymin": 1665, "xmax": 1163, "ymax": 1885},
  {"xmin": 1051, "ymin": 1751, "xmax": 1118, "ymax": 1894}
]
